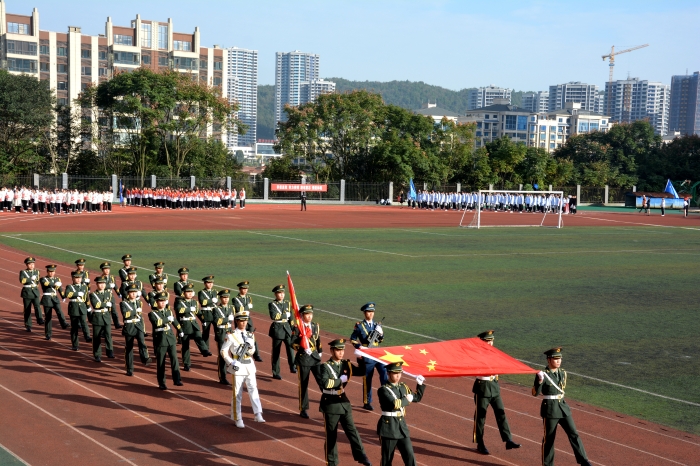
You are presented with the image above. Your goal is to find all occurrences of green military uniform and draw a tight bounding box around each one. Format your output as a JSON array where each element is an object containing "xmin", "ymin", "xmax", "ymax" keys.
[
  {"xmin": 40, "ymin": 264, "xmax": 68, "ymax": 339},
  {"xmin": 533, "ymin": 347, "xmax": 590, "ymax": 466},
  {"xmin": 99, "ymin": 262, "xmax": 122, "ymax": 329},
  {"xmin": 315, "ymin": 339, "xmax": 371, "ymax": 466},
  {"xmin": 118, "ymin": 267, "xmax": 144, "ymax": 300},
  {"xmin": 62, "ymin": 272, "xmax": 92, "ymax": 350},
  {"xmin": 147, "ymin": 285, "xmax": 169, "ymax": 311},
  {"xmin": 149, "ymin": 262, "xmax": 168, "ymax": 287},
  {"xmin": 198, "ymin": 276, "xmax": 218, "ymax": 345},
  {"xmin": 148, "ymin": 291, "xmax": 183, "ymax": 390},
  {"xmin": 472, "ymin": 330, "xmax": 520, "ymax": 455},
  {"xmin": 120, "ymin": 284, "xmax": 151, "ymax": 375},
  {"xmin": 377, "ymin": 362, "xmax": 426, "ymax": 466},
  {"xmin": 88, "ymin": 277, "xmax": 114, "ymax": 361},
  {"xmin": 212, "ymin": 289, "xmax": 234, "ymax": 384},
  {"xmin": 291, "ymin": 304, "xmax": 322, "ymax": 418},
  {"xmin": 173, "ymin": 283, "xmax": 212, "ymax": 370},
  {"xmin": 19, "ymin": 257, "xmax": 43, "ymax": 331},
  {"xmin": 233, "ymin": 281, "xmax": 263, "ymax": 362},
  {"xmin": 118, "ymin": 254, "xmax": 132, "ymax": 287},
  {"xmin": 173, "ymin": 267, "xmax": 190, "ymax": 297},
  {"xmin": 268, "ymin": 284, "xmax": 296, "ymax": 379},
  {"xmin": 73, "ymin": 258, "xmax": 90, "ymax": 287}
]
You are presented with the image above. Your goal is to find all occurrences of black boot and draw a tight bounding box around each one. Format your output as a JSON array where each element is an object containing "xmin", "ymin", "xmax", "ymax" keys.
[
  {"xmin": 505, "ymin": 440, "xmax": 521, "ymax": 450},
  {"xmin": 476, "ymin": 443, "xmax": 490, "ymax": 455}
]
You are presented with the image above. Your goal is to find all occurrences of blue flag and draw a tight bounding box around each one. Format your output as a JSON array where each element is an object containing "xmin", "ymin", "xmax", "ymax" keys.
[
  {"xmin": 664, "ymin": 179, "xmax": 679, "ymax": 198},
  {"xmin": 408, "ymin": 179, "xmax": 417, "ymax": 201},
  {"xmin": 119, "ymin": 180, "xmax": 124, "ymax": 203}
]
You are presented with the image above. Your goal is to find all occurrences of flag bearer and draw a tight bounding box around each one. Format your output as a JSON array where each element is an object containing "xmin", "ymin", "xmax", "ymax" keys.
[
  {"xmin": 268, "ymin": 284, "xmax": 296, "ymax": 380},
  {"xmin": 292, "ymin": 304, "xmax": 322, "ymax": 419},
  {"xmin": 213, "ymin": 289, "xmax": 234, "ymax": 385},
  {"xmin": 350, "ymin": 302, "xmax": 387, "ymax": 411}
]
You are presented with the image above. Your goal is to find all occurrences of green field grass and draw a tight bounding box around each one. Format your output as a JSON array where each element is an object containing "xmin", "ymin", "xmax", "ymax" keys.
[{"xmin": 2, "ymin": 226, "xmax": 699, "ymax": 433}]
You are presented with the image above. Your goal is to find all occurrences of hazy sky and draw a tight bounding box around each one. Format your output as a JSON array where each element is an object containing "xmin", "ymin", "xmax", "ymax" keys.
[{"xmin": 19, "ymin": 0, "xmax": 700, "ymax": 91}]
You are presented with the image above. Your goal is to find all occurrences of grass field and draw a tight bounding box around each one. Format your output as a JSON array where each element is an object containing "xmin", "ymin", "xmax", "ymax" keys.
[{"xmin": 2, "ymin": 225, "xmax": 699, "ymax": 434}]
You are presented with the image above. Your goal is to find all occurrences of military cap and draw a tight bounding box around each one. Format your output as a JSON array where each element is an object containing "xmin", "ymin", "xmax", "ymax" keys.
[
  {"xmin": 75, "ymin": 258, "xmax": 86, "ymax": 265},
  {"xmin": 153, "ymin": 278, "xmax": 166, "ymax": 285},
  {"xmin": 71, "ymin": 271, "xmax": 82, "ymax": 278},
  {"xmin": 272, "ymin": 284, "xmax": 285, "ymax": 293},
  {"xmin": 386, "ymin": 362, "xmax": 404, "ymax": 373},
  {"xmin": 121, "ymin": 254, "xmax": 132, "ymax": 261},
  {"xmin": 361, "ymin": 302, "xmax": 376, "ymax": 312},
  {"xmin": 100, "ymin": 262, "xmax": 111, "ymax": 270},
  {"xmin": 300, "ymin": 304, "xmax": 314, "ymax": 314},
  {"xmin": 329, "ymin": 338, "xmax": 346, "ymax": 349},
  {"xmin": 181, "ymin": 283, "xmax": 194, "ymax": 292},
  {"xmin": 237, "ymin": 281, "xmax": 250, "ymax": 289},
  {"xmin": 24, "ymin": 257, "xmax": 35, "ymax": 264},
  {"xmin": 203, "ymin": 275, "xmax": 215, "ymax": 283},
  {"xmin": 94, "ymin": 276, "xmax": 107, "ymax": 284},
  {"xmin": 178, "ymin": 267, "xmax": 189, "ymax": 275},
  {"xmin": 126, "ymin": 283, "xmax": 140, "ymax": 293},
  {"xmin": 154, "ymin": 262, "xmax": 165, "ymax": 268},
  {"xmin": 544, "ymin": 347, "xmax": 563, "ymax": 358},
  {"xmin": 234, "ymin": 310, "xmax": 250, "ymax": 320},
  {"xmin": 126, "ymin": 267, "xmax": 138, "ymax": 274},
  {"xmin": 478, "ymin": 330, "xmax": 495, "ymax": 341},
  {"xmin": 45, "ymin": 264, "xmax": 57, "ymax": 271},
  {"xmin": 155, "ymin": 291, "xmax": 169, "ymax": 301},
  {"xmin": 218, "ymin": 289, "xmax": 231, "ymax": 297}
]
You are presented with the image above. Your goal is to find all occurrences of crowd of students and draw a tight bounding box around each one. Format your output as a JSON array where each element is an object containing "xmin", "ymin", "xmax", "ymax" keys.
[
  {"xmin": 123, "ymin": 187, "xmax": 247, "ymax": 209},
  {"xmin": 1, "ymin": 187, "xmax": 113, "ymax": 214},
  {"xmin": 398, "ymin": 190, "xmax": 578, "ymax": 214}
]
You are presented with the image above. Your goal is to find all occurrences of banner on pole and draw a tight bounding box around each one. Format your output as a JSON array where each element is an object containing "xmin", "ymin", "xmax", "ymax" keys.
[{"xmin": 272, "ymin": 183, "xmax": 327, "ymax": 192}]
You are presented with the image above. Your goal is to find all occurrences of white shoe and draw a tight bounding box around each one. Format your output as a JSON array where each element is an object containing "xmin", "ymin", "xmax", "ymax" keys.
[
  {"xmin": 235, "ymin": 419, "xmax": 245, "ymax": 428},
  {"xmin": 254, "ymin": 413, "xmax": 265, "ymax": 423}
]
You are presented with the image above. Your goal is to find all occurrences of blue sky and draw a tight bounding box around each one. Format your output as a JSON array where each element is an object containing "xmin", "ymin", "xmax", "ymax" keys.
[{"xmin": 19, "ymin": 0, "xmax": 700, "ymax": 91}]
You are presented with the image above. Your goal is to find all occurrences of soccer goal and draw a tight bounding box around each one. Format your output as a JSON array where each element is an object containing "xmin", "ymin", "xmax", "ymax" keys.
[{"xmin": 459, "ymin": 190, "xmax": 564, "ymax": 229}]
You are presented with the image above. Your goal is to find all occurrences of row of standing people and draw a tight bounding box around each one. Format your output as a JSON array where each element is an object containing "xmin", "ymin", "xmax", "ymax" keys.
[
  {"xmin": 1, "ymin": 187, "xmax": 113, "ymax": 214},
  {"xmin": 124, "ymin": 187, "xmax": 247, "ymax": 209},
  {"xmin": 399, "ymin": 191, "xmax": 578, "ymax": 214}
]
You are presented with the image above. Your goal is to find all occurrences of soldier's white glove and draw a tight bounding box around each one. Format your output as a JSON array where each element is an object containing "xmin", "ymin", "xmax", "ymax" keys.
[
  {"xmin": 203, "ymin": 322, "xmax": 208, "ymax": 327},
  {"xmin": 190, "ymin": 306, "xmax": 196, "ymax": 312},
  {"xmin": 416, "ymin": 375, "xmax": 425, "ymax": 385},
  {"xmin": 376, "ymin": 326, "xmax": 383, "ymax": 335},
  {"xmin": 405, "ymin": 394, "xmax": 414, "ymax": 402},
  {"xmin": 212, "ymin": 297, "xmax": 218, "ymax": 303},
  {"xmin": 105, "ymin": 302, "xmax": 112, "ymax": 307},
  {"xmin": 56, "ymin": 281, "xmax": 62, "ymax": 287},
  {"xmin": 110, "ymin": 283, "xmax": 115, "ymax": 289},
  {"xmin": 537, "ymin": 371, "xmax": 545, "ymax": 383},
  {"xmin": 179, "ymin": 332, "xmax": 185, "ymax": 338},
  {"xmin": 248, "ymin": 303, "xmax": 253, "ymax": 309},
  {"xmin": 167, "ymin": 315, "xmax": 174, "ymax": 322},
  {"xmin": 77, "ymin": 292, "xmax": 84, "ymax": 297},
  {"xmin": 85, "ymin": 279, "xmax": 90, "ymax": 284},
  {"xmin": 228, "ymin": 315, "xmax": 234, "ymax": 321},
  {"xmin": 136, "ymin": 291, "xmax": 142, "ymax": 298},
  {"xmin": 339, "ymin": 375, "xmax": 348, "ymax": 383},
  {"xmin": 304, "ymin": 348, "xmax": 313, "ymax": 356}
]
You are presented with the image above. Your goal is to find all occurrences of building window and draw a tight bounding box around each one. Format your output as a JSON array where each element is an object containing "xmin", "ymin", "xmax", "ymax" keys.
[
  {"xmin": 40, "ymin": 62, "xmax": 49, "ymax": 72},
  {"xmin": 141, "ymin": 23, "xmax": 152, "ymax": 48},
  {"xmin": 40, "ymin": 45, "xmax": 49, "ymax": 55},
  {"xmin": 99, "ymin": 51, "xmax": 108, "ymax": 60},
  {"xmin": 540, "ymin": 133, "xmax": 546, "ymax": 140},
  {"xmin": 601, "ymin": 120, "xmax": 606, "ymax": 125},
  {"xmin": 173, "ymin": 57, "xmax": 197, "ymax": 69},
  {"xmin": 113, "ymin": 51, "xmax": 139, "ymax": 65},
  {"xmin": 7, "ymin": 22, "xmax": 30, "ymax": 35},
  {"xmin": 57, "ymin": 64, "xmax": 67, "ymax": 73},
  {"xmin": 173, "ymin": 40, "xmax": 191, "ymax": 51},
  {"xmin": 213, "ymin": 77, "xmax": 222, "ymax": 86},
  {"xmin": 484, "ymin": 122, "xmax": 490, "ymax": 129},
  {"xmin": 540, "ymin": 125, "xmax": 547, "ymax": 131},
  {"xmin": 99, "ymin": 68, "xmax": 108, "ymax": 76},
  {"xmin": 558, "ymin": 118, "xmax": 563, "ymax": 122},
  {"xmin": 158, "ymin": 25, "xmax": 168, "ymax": 49},
  {"xmin": 7, "ymin": 40, "xmax": 37, "ymax": 56},
  {"xmin": 57, "ymin": 47, "xmax": 67, "ymax": 56},
  {"xmin": 158, "ymin": 56, "xmax": 168, "ymax": 66},
  {"xmin": 114, "ymin": 34, "xmax": 133, "ymax": 46},
  {"xmin": 81, "ymin": 49, "xmax": 91, "ymax": 59},
  {"xmin": 81, "ymin": 83, "xmax": 89, "ymax": 90},
  {"xmin": 57, "ymin": 81, "xmax": 67, "ymax": 90},
  {"xmin": 589, "ymin": 122, "xmax": 599, "ymax": 131},
  {"xmin": 58, "ymin": 98, "xmax": 68, "ymax": 106},
  {"xmin": 214, "ymin": 61, "xmax": 222, "ymax": 70},
  {"xmin": 476, "ymin": 131, "xmax": 482, "ymax": 137},
  {"xmin": 8, "ymin": 58, "xmax": 37, "ymax": 73},
  {"xmin": 550, "ymin": 134, "xmax": 556, "ymax": 140},
  {"xmin": 476, "ymin": 122, "xmax": 482, "ymax": 129},
  {"xmin": 517, "ymin": 115, "xmax": 527, "ymax": 131},
  {"xmin": 549, "ymin": 126, "xmax": 556, "ymax": 132},
  {"xmin": 550, "ymin": 143, "xmax": 555, "ymax": 149},
  {"xmin": 505, "ymin": 115, "xmax": 516, "ymax": 130},
  {"xmin": 530, "ymin": 116, "xmax": 536, "ymax": 122},
  {"xmin": 81, "ymin": 66, "xmax": 92, "ymax": 76},
  {"xmin": 530, "ymin": 133, "xmax": 535, "ymax": 139},
  {"xmin": 485, "ymin": 115, "xmax": 489, "ymax": 119},
  {"xmin": 200, "ymin": 59, "xmax": 207, "ymax": 69},
  {"xmin": 142, "ymin": 54, "xmax": 151, "ymax": 65}
]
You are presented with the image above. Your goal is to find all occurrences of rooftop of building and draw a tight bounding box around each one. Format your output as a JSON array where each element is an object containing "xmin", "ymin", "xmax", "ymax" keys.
[{"xmin": 413, "ymin": 102, "xmax": 459, "ymax": 117}]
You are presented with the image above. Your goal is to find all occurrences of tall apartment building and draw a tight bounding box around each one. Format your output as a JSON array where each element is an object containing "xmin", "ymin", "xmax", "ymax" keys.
[
  {"xmin": 466, "ymin": 85, "xmax": 511, "ymax": 110},
  {"xmin": 604, "ymin": 78, "xmax": 670, "ymax": 135},
  {"xmin": 521, "ymin": 91, "xmax": 549, "ymax": 113},
  {"xmin": 669, "ymin": 72, "xmax": 700, "ymax": 136},
  {"xmin": 0, "ymin": 0, "xmax": 227, "ymax": 141},
  {"xmin": 548, "ymin": 82, "xmax": 598, "ymax": 112},
  {"xmin": 301, "ymin": 78, "xmax": 336, "ymax": 105},
  {"xmin": 275, "ymin": 50, "xmax": 334, "ymax": 124},
  {"xmin": 226, "ymin": 46, "xmax": 258, "ymax": 148}
]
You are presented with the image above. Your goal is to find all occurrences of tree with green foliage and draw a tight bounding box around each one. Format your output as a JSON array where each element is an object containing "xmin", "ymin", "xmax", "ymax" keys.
[{"xmin": 262, "ymin": 155, "xmax": 302, "ymax": 181}]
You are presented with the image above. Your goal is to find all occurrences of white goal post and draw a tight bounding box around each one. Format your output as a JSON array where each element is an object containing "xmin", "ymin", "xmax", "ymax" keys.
[{"xmin": 459, "ymin": 190, "xmax": 564, "ymax": 229}]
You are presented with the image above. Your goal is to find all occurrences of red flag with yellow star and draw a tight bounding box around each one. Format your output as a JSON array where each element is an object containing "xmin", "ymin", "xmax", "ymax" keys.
[{"xmin": 356, "ymin": 338, "xmax": 537, "ymax": 378}]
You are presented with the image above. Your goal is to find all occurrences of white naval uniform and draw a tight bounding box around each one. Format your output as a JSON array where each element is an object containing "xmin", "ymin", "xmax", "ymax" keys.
[{"xmin": 221, "ymin": 329, "xmax": 263, "ymax": 421}]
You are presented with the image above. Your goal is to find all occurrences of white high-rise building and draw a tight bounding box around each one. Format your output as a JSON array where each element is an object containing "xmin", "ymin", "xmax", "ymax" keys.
[
  {"xmin": 604, "ymin": 78, "xmax": 670, "ymax": 135},
  {"xmin": 467, "ymin": 85, "xmax": 511, "ymax": 110},
  {"xmin": 226, "ymin": 46, "xmax": 257, "ymax": 148},
  {"xmin": 274, "ymin": 50, "xmax": 320, "ymax": 124},
  {"xmin": 548, "ymin": 82, "xmax": 598, "ymax": 112},
  {"xmin": 521, "ymin": 91, "xmax": 549, "ymax": 113},
  {"xmin": 301, "ymin": 79, "xmax": 336, "ymax": 103}
]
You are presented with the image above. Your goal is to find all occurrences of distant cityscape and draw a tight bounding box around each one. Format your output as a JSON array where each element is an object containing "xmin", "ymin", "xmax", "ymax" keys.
[{"xmin": 1, "ymin": 0, "xmax": 698, "ymax": 166}]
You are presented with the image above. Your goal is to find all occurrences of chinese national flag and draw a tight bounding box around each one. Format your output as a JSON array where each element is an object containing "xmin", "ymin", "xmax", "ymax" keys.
[
  {"xmin": 286, "ymin": 271, "xmax": 310, "ymax": 350},
  {"xmin": 356, "ymin": 338, "xmax": 538, "ymax": 378}
]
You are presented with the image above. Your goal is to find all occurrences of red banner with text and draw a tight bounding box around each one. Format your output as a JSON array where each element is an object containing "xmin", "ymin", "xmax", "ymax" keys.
[{"xmin": 271, "ymin": 183, "xmax": 327, "ymax": 192}]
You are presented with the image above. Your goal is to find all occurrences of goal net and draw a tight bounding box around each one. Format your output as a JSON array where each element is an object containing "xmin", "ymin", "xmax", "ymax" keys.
[{"xmin": 459, "ymin": 190, "xmax": 564, "ymax": 229}]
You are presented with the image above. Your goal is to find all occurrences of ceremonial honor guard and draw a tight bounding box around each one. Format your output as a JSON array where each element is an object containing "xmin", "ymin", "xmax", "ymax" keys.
[
  {"xmin": 149, "ymin": 262, "xmax": 168, "ymax": 287},
  {"xmin": 173, "ymin": 267, "xmax": 190, "ymax": 297},
  {"xmin": 99, "ymin": 262, "xmax": 122, "ymax": 329},
  {"xmin": 74, "ymin": 258, "xmax": 90, "ymax": 286},
  {"xmin": 221, "ymin": 310, "xmax": 265, "ymax": 428},
  {"xmin": 213, "ymin": 289, "xmax": 234, "ymax": 385},
  {"xmin": 315, "ymin": 338, "xmax": 372, "ymax": 466},
  {"xmin": 292, "ymin": 304, "xmax": 322, "ymax": 419},
  {"xmin": 118, "ymin": 254, "xmax": 132, "ymax": 286},
  {"xmin": 268, "ymin": 284, "xmax": 296, "ymax": 380},
  {"xmin": 350, "ymin": 302, "xmax": 387, "ymax": 410},
  {"xmin": 377, "ymin": 363, "xmax": 426, "ymax": 466},
  {"xmin": 119, "ymin": 267, "xmax": 144, "ymax": 300},
  {"xmin": 198, "ymin": 275, "xmax": 218, "ymax": 345},
  {"xmin": 147, "ymin": 278, "xmax": 169, "ymax": 310},
  {"xmin": 148, "ymin": 291, "xmax": 183, "ymax": 390},
  {"xmin": 174, "ymin": 283, "xmax": 212, "ymax": 371},
  {"xmin": 533, "ymin": 347, "xmax": 591, "ymax": 466},
  {"xmin": 233, "ymin": 281, "xmax": 263, "ymax": 362},
  {"xmin": 88, "ymin": 277, "xmax": 115, "ymax": 362},
  {"xmin": 120, "ymin": 284, "xmax": 152, "ymax": 376},
  {"xmin": 19, "ymin": 257, "xmax": 43, "ymax": 332},
  {"xmin": 40, "ymin": 264, "xmax": 68, "ymax": 340},
  {"xmin": 472, "ymin": 331, "xmax": 520, "ymax": 455},
  {"xmin": 62, "ymin": 271, "xmax": 92, "ymax": 350}
]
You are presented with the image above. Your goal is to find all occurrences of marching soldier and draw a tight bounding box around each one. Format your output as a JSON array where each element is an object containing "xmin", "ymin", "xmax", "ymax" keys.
[
  {"xmin": 221, "ymin": 310, "xmax": 266, "ymax": 428},
  {"xmin": 19, "ymin": 257, "xmax": 43, "ymax": 332},
  {"xmin": 62, "ymin": 271, "xmax": 92, "ymax": 350},
  {"xmin": 148, "ymin": 291, "xmax": 183, "ymax": 390},
  {"xmin": 99, "ymin": 262, "xmax": 122, "ymax": 329},
  {"xmin": 88, "ymin": 277, "xmax": 115, "ymax": 362},
  {"xmin": 118, "ymin": 254, "xmax": 132, "ymax": 286},
  {"xmin": 147, "ymin": 278, "xmax": 169, "ymax": 310},
  {"xmin": 377, "ymin": 363, "xmax": 426, "ymax": 466},
  {"xmin": 268, "ymin": 284, "xmax": 296, "ymax": 380},
  {"xmin": 233, "ymin": 281, "xmax": 263, "ymax": 362},
  {"xmin": 120, "ymin": 284, "xmax": 152, "ymax": 376},
  {"xmin": 350, "ymin": 302, "xmax": 387, "ymax": 411},
  {"xmin": 119, "ymin": 267, "xmax": 144, "ymax": 300},
  {"xmin": 291, "ymin": 304, "xmax": 322, "ymax": 419},
  {"xmin": 174, "ymin": 283, "xmax": 212, "ymax": 371},
  {"xmin": 472, "ymin": 330, "xmax": 521, "ymax": 455},
  {"xmin": 198, "ymin": 275, "xmax": 218, "ymax": 345},
  {"xmin": 40, "ymin": 264, "xmax": 68, "ymax": 340},
  {"xmin": 533, "ymin": 347, "xmax": 592, "ymax": 466},
  {"xmin": 213, "ymin": 288, "xmax": 234, "ymax": 385},
  {"xmin": 173, "ymin": 267, "xmax": 190, "ymax": 297},
  {"xmin": 149, "ymin": 262, "xmax": 168, "ymax": 287},
  {"xmin": 315, "ymin": 338, "xmax": 372, "ymax": 466},
  {"xmin": 74, "ymin": 258, "xmax": 90, "ymax": 286}
]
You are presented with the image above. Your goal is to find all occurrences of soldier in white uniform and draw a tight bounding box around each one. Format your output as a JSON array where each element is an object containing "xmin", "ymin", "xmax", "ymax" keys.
[{"xmin": 221, "ymin": 310, "xmax": 265, "ymax": 428}]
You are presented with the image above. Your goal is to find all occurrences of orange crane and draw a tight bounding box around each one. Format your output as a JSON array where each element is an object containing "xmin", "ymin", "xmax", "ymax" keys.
[{"xmin": 602, "ymin": 44, "xmax": 649, "ymax": 117}]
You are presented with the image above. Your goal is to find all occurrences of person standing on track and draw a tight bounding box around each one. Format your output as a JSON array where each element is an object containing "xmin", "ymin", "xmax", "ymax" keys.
[
  {"xmin": 350, "ymin": 302, "xmax": 387, "ymax": 411},
  {"xmin": 533, "ymin": 347, "xmax": 591, "ymax": 466},
  {"xmin": 120, "ymin": 283, "xmax": 152, "ymax": 376},
  {"xmin": 268, "ymin": 284, "xmax": 296, "ymax": 380},
  {"xmin": 19, "ymin": 257, "xmax": 43, "ymax": 332},
  {"xmin": 472, "ymin": 330, "xmax": 521, "ymax": 455},
  {"xmin": 73, "ymin": 258, "xmax": 90, "ymax": 287},
  {"xmin": 233, "ymin": 281, "xmax": 263, "ymax": 362},
  {"xmin": 149, "ymin": 291, "xmax": 183, "ymax": 390},
  {"xmin": 213, "ymin": 288, "xmax": 234, "ymax": 385},
  {"xmin": 149, "ymin": 262, "xmax": 168, "ymax": 288},
  {"xmin": 174, "ymin": 267, "xmax": 191, "ymax": 297},
  {"xmin": 292, "ymin": 304, "xmax": 322, "ymax": 419},
  {"xmin": 198, "ymin": 275, "xmax": 218, "ymax": 347},
  {"xmin": 684, "ymin": 197, "xmax": 690, "ymax": 217},
  {"xmin": 99, "ymin": 262, "xmax": 122, "ymax": 329},
  {"xmin": 661, "ymin": 197, "xmax": 666, "ymax": 216},
  {"xmin": 40, "ymin": 264, "xmax": 68, "ymax": 340},
  {"xmin": 315, "ymin": 338, "xmax": 372, "ymax": 466},
  {"xmin": 118, "ymin": 254, "xmax": 132, "ymax": 289},
  {"xmin": 174, "ymin": 283, "xmax": 212, "ymax": 371},
  {"xmin": 239, "ymin": 188, "xmax": 246, "ymax": 209},
  {"xmin": 88, "ymin": 277, "xmax": 115, "ymax": 362},
  {"xmin": 300, "ymin": 190, "xmax": 307, "ymax": 211},
  {"xmin": 62, "ymin": 271, "xmax": 92, "ymax": 350}
]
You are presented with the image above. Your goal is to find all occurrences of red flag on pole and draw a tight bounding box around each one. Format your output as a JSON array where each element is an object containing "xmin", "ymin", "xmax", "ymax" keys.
[
  {"xmin": 286, "ymin": 271, "xmax": 310, "ymax": 350},
  {"xmin": 356, "ymin": 338, "xmax": 538, "ymax": 378}
]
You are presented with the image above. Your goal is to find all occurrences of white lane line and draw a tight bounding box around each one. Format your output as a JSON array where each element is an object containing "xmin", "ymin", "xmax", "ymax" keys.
[
  {"xmin": 582, "ymin": 215, "xmax": 700, "ymax": 231},
  {"xmin": 0, "ymin": 441, "xmax": 31, "ymax": 466},
  {"xmin": 0, "ymin": 380, "xmax": 138, "ymax": 466}
]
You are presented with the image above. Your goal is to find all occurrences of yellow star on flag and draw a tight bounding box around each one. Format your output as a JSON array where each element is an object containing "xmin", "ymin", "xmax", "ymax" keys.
[
  {"xmin": 404, "ymin": 346, "xmax": 412, "ymax": 350},
  {"xmin": 379, "ymin": 350, "xmax": 409, "ymax": 366},
  {"xmin": 428, "ymin": 360, "xmax": 437, "ymax": 365},
  {"xmin": 419, "ymin": 349, "xmax": 429, "ymax": 355},
  {"xmin": 427, "ymin": 364, "xmax": 436, "ymax": 371}
]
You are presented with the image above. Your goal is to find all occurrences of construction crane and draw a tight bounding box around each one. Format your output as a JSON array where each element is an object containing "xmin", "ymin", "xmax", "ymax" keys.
[{"xmin": 602, "ymin": 44, "xmax": 649, "ymax": 118}]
